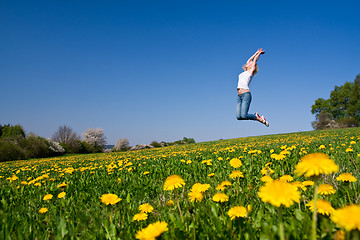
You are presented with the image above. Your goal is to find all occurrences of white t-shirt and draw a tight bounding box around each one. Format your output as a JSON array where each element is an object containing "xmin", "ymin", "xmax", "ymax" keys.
[{"xmin": 237, "ymin": 71, "xmax": 253, "ymax": 90}]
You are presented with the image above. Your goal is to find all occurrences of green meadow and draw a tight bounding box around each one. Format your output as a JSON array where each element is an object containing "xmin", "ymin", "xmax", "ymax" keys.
[{"xmin": 1, "ymin": 128, "xmax": 359, "ymax": 239}]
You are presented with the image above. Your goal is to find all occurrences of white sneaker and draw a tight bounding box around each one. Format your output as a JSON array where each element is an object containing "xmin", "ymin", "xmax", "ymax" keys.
[{"xmin": 260, "ymin": 116, "xmax": 269, "ymax": 127}]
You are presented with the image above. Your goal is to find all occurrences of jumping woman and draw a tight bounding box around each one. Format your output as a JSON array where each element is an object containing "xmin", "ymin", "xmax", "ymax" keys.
[{"xmin": 236, "ymin": 48, "xmax": 269, "ymax": 127}]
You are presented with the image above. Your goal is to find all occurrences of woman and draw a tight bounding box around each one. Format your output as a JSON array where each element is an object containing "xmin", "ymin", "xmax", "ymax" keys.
[{"xmin": 236, "ymin": 48, "xmax": 269, "ymax": 127}]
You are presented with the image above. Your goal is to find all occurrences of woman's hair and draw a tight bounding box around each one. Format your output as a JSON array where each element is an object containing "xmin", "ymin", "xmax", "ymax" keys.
[{"xmin": 242, "ymin": 64, "xmax": 259, "ymax": 75}]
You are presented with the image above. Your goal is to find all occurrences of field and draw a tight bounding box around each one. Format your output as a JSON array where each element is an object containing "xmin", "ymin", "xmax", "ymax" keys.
[{"xmin": 1, "ymin": 128, "xmax": 360, "ymax": 239}]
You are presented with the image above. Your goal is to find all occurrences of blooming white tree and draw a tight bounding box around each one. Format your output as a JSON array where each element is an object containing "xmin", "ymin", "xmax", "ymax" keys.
[
  {"xmin": 82, "ymin": 128, "xmax": 106, "ymax": 149},
  {"xmin": 113, "ymin": 138, "xmax": 130, "ymax": 151}
]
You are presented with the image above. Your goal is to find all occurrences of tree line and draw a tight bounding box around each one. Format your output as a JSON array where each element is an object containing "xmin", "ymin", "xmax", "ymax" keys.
[
  {"xmin": 311, "ymin": 74, "xmax": 360, "ymax": 130},
  {"xmin": 0, "ymin": 124, "xmax": 195, "ymax": 162}
]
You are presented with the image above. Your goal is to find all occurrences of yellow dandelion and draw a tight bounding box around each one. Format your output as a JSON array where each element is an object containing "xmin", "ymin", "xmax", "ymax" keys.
[
  {"xmin": 135, "ymin": 221, "xmax": 168, "ymax": 240},
  {"xmin": 208, "ymin": 173, "xmax": 215, "ymax": 177},
  {"xmin": 34, "ymin": 182, "xmax": 41, "ymax": 187},
  {"xmin": 39, "ymin": 207, "xmax": 48, "ymax": 214},
  {"xmin": 270, "ymin": 154, "xmax": 286, "ymax": 160},
  {"xmin": 229, "ymin": 158, "xmax": 242, "ymax": 168},
  {"xmin": 319, "ymin": 145, "xmax": 326, "ymax": 149},
  {"xmin": 43, "ymin": 194, "xmax": 53, "ymax": 201},
  {"xmin": 291, "ymin": 181, "xmax": 307, "ymax": 191},
  {"xmin": 302, "ymin": 180, "xmax": 314, "ymax": 186},
  {"xmin": 306, "ymin": 199, "xmax": 335, "ymax": 216},
  {"xmin": 229, "ymin": 170, "xmax": 244, "ymax": 179},
  {"xmin": 216, "ymin": 184, "xmax": 226, "ymax": 191},
  {"xmin": 186, "ymin": 160, "xmax": 192, "ymax": 164},
  {"xmin": 166, "ymin": 200, "xmax": 174, "ymax": 207},
  {"xmin": 212, "ymin": 193, "xmax": 229, "ymax": 202},
  {"xmin": 21, "ymin": 181, "xmax": 28, "ymax": 185},
  {"xmin": 139, "ymin": 203, "xmax": 154, "ymax": 213},
  {"xmin": 331, "ymin": 204, "xmax": 360, "ymax": 231},
  {"xmin": 345, "ymin": 148, "xmax": 353, "ymax": 152},
  {"xmin": 228, "ymin": 206, "xmax": 247, "ymax": 220},
  {"xmin": 163, "ymin": 175, "xmax": 185, "ymax": 191},
  {"xmin": 261, "ymin": 175, "xmax": 273, "ymax": 183},
  {"xmin": 188, "ymin": 191, "xmax": 204, "ymax": 202},
  {"xmin": 133, "ymin": 212, "xmax": 148, "ymax": 221},
  {"xmin": 191, "ymin": 183, "xmax": 210, "ymax": 193},
  {"xmin": 143, "ymin": 171, "xmax": 150, "ymax": 175},
  {"xmin": 258, "ymin": 180, "xmax": 300, "ymax": 208},
  {"xmin": 261, "ymin": 167, "xmax": 274, "ymax": 175},
  {"xmin": 318, "ymin": 184, "xmax": 336, "ymax": 195},
  {"xmin": 221, "ymin": 181, "xmax": 232, "ymax": 187},
  {"xmin": 333, "ymin": 230, "xmax": 345, "ymax": 240},
  {"xmin": 100, "ymin": 193, "xmax": 122, "ymax": 205},
  {"xmin": 6, "ymin": 175, "xmax": 18, "ymax": 182},
  {"xmin": 58, "ymin": 192, "xmax": 66, "ymax": 198},
  {"xmin": 294, "ymin": 153, "xmax": 339, "ymax": 177},
  {"xmin": 280, "ymin": 175, "xmax": 294, "ymax": 182},
  {"xmin": 57, "ymin": 182, "xmax": 67, "ymax": 188},
  {"xmin": 337, "ymin": 173, "xmax": 357, "ymax": 182}
]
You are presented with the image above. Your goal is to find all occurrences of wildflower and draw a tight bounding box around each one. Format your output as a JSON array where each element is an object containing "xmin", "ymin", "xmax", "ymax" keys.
[
  {"xmin": 229, "ymin": 158, "xmax": 242, "ymax": 168},
  {"xmin": 34, "ymin": 182, "xmax": 41, "ymax": 187},
  {"xmin": 43, "ymin": 194, "xmax": 53, "ymax": 201},
  {"xmin": 218, "ymin": 157, "xmax": 223, "ymax": 160},
  {"xmin": 100, "ymin": 193, "xmax": 122, "ymax": 205},
  {"xmin": 270, "ymin": 154, "xmax": 286, "ymax": 160},
  {"xmin": 39, "ymin": 207, "xmax": 48, "ymax": 214},
  {"xmin": 302, "ymin": 180, "xmax": 314, "ymax": 186},
  {"xmin": 333, "ymin": 230, "xmax": 345, "ymax": 240},
  {"xmin": 336, "ymin": 173, "xmax": 357, "ymax": 182},
  {"xmin": 188, "ymin": 191, "xmax": 204, "ymax": 202},
  {"xmin": 6, "ymin": 175, "xmax": 18, "ymax": 182},
  {"xmin": 21, "ymin": 181, "xmax": 28, "ymax": 185},
  {"xmin": 133, "ymin": 212, "xmax": 148, "ymax": 221},
  {"xmin": 261, "ymin": 175, "xmax": 273, "ymax": 183},
  {"xmin": 166, "ymin": 200, "xmax": 174, "ymax": 207},
  {"xmin": 345, "ymin": 148, "xmax": 353, "ymax": 152},
  {"xmin": 318, "ymin": 184, "xmax": 336, "ymax": 195},
  {"xmin": 228, "ymin": 206, "xmax": 247, "ymax": 220},
  {"xmin": 220, "ymin": 181, "xmax": 232, "ymax": 187},
  {"xmin": 143, "ymin": 171, "xmax": 150, "ymax": 175},
  {"xmin": 294, "ymin": 153, "xmax": 339, "ymax": 177},
  {"xmin": 216, "ymin": 184, "xmax": 226, "ymax": 191},
  {"xmin": 186, "ymin": 160, "xmax": 192, "ymax": 164},
  {"xmin": 280, "ymin": 175, "xmax": 294, "ymax": 182},
  {"xmin": 191, "ymin": 183, "xmax": 210, "ymax": 193},
  {"xmin": 212, "ymin": 193, "xmax": 229, "ymax": 202},
  {"xmin": 261, "ymin": 167, "xmax": 274, "ymax": 175},
  {"xmin": 139, "ymin": 203, "xmax": 154, "ymax": 213},
  {"xmin": 319, "ymin": 145, "xmax": 326, "ymax": 149},
  {"xmin": 291, "ymin": 181, "xmax": 307, "ymax": 191},
  {"xmin": 163, "ymin": 175, "xmax": 185, "ymax": 191},
  {"xmin": 208, "ymin": 173, "xmax": 215, "ymax": 177},
  {"xmin": 135, "ymin": 221, "xmax": 168, "ymax": 240},
  {"xmin": 229, "ymin": 170, "xmax": 244, "ymax": 179},
  {"xmin": 58, "ymin": 192, "xmax": 66, "ymax": 198},
  {"xmin": 331, "ymin": 204, "xmax": 360, "ymax": 231},
  {"xmin": 306, "ymin": 199, "xmax": 335, "ymax": 216},
  {"xmin": 258, "ymin": 180, "xmax": 300, "ymax": 208}
]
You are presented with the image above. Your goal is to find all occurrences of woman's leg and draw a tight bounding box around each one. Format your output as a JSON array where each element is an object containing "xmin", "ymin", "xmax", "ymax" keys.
[{"xmin": 236, "ymin": 92, "xmax": 257, "ymax": 120}]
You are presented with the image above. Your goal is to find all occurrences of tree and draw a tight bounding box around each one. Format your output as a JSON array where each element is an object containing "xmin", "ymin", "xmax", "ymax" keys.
[
  {"xmin": 82, "ymin": 128, "xmax": 106, "ymax": 151},
  {"xmin": 52, "ymin": 125, "xmax": 81, "ymax": 153},
  {"xmin": 113, "ymin": 138, "xmax": 130, "ymax": 151},
  {"xmin": 0, "ymin": 124, "xmax": 25, "ymax": 138},
  {"xmin": 311, "ymin": 74, "xmax": 360, "ymax": 129}
]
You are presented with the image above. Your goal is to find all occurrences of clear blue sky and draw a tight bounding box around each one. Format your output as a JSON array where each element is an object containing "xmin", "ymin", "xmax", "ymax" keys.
[{"xmin": 1, "ymin": 0, "xmax": 359, "ymax": 146}]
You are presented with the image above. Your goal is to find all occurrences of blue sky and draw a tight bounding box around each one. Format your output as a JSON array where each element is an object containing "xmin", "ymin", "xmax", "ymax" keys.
[{"xmin": 1, "ymin": 0, "xmax": 359, "ymax": 146}]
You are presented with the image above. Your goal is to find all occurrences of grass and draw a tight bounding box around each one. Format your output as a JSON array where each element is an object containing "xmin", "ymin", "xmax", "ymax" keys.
[{"xmin": 0, "ymin": 128, "xmax": 359, "ymax": 239}]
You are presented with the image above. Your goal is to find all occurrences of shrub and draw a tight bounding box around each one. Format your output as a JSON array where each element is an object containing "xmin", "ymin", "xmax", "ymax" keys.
[
  {"xmin": 113, "ymin": 138, "xmax": 130, "ymax": 152},
  {"xmin": 0, "ymin": 138, "xmax": 26, "ymax": 162},
  {"xmin": 24, "ymin": 133, "xmax": 50, "ymax": 159}
]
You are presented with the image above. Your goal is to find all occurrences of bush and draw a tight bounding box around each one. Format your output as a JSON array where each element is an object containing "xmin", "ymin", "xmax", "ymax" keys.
[
  {"xmin": 113, "ymin": 138, "xmax": 130, "ymax": 152},
  {"xmin": 150, "ymin": 141, "xmax": 162, "ymax": 148},
  {"xmin": 24, "ymin": 133, "xmax": 50, "ymax": 159},
  {"xmin": 0, "ymin": 124, "xmax": 25, "ymax": 138},
  {"xmin": 0, "ymin": 138, "xmax": 26, "ymax": 162}
]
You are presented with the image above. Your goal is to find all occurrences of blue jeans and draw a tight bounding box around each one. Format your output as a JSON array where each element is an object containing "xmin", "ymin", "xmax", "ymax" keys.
[{"xmin": 236, "ymin": 92, "xmax": 257, "ymax": 120}]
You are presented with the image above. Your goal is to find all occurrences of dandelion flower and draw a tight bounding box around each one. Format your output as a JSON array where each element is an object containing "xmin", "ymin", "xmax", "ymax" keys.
[
  {"xmin": 143, "ymin": 171, "xmax": 150, "ymax": 175},
  {"xmin": 318, "ymin": 184, "xmax": 336, "ymax": 195},
  {"xmin": 291, "ymin": 181, "xmax": 307, "ymax": 191},
  {"xmin": 280, "ymin": 175, "xmax": 294, "ymax": 182},
  {"xmin": 229, "ymin": 158, "xmax": 242, "ymax": 168},
  {"xmin": 302, "ymin": 180, "xmax": 314, "ymax": 186},
  {"xmin": 261, "ymin": 167, "xmax": 274, "ymax": 175},
  {"xmin": 333, "ymin": 230, "xmax": 345, "ymax": 240},
  {"xmin": 294, "ymin": 153, "xmax": 339, "ymax": 177},
  {"xmin": 270, "ymin": 154, "xmax": 286, "ymax": 160},
  {"xmin": 166, "ymin": 200, "xmax": 174, "ymax": 207},
  {"xmin": 331, "ymin": 204, "xmax": 360, "ymax": 231},
  {"xmin": 221, "ymin": 181, "xmax": 232, "ymax": 187},
  {"xmin": 58, "ymin": 192, "xmax": 66, "ymax": 198},
  {"xmin": 34, "ymin": 182, "xmax": 41, "ymax": 187},
  {"xmin": 229, "ymin": 170, "xmax": 244, "ymax": 179},
  {"xmin": 139, "ymin": 203, "xmax": 154, "ymax": 213},
  {"xmin": 258, "ymin": 180, "xmax": 300, "ymax": 208},
  {"xmin": 133, "ymin": 212, "xmax": 148, "ymax": 221},
  {"xmin": 216, "ymin": 184, "xmax": 226, "ymax": 191},
  {"xmin": 261, "ymin": 175, "xmax": 273, "ymax": 183},
  {"xmin": 191, "ymin": 183, "xmax": 210, "ymax": 193},
  {"xmin": 228, "ymin": 206, "xmax": 247, "ymax": 220},
  {"xmin": 163, "ymin": 175, "xmax": 185, "ymax": 191},
  {"xmin": 212, "ymin": 193, "xmax": 229, "ymax": 202},
  {"xmin": 135, "ymin": 221, "xmax": 168, "ymax": 240},
  {"xmin": 188, "ymin": 191, "xmax": 204, "ymax": 202},
  {"xmin": 208, "ymin": 173, "xmax": 215, "ymax": 177},
  {"xmin": 39, "ymin": 207, "xmax": 48, "ymax": 214},
  {"xmin": 345, "ymin": 148, "xmax": 353, "ymax": 152},
  {"xmin": 336, "ymin": 173, "xmax": 357, "ymax": 182},
  {"xmin": 100, "ymin": 193, "xmax": 122, "ymax": 205},
  {"xmin": 306, "ymin": 199, "xmax": 335, "ymax": 216},
  {"xmin": 57, "ymin": 182, "xmax": 67, "ymax": 188},
  {"xmin": 43, "ymin": 194, "xmax": 53, "ymax": 201}
]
